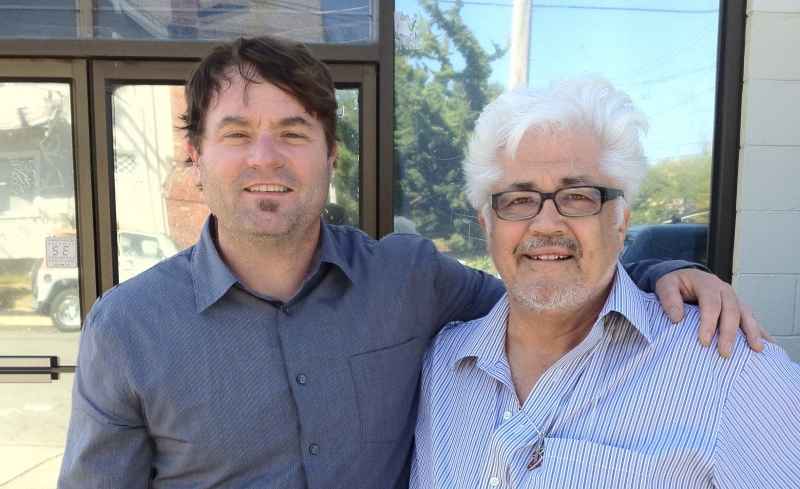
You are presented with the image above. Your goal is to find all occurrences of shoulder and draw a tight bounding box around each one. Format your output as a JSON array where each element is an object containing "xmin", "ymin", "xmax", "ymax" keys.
[
  {"xmin": 635, "ymin": 291, "xmax": 778, "ymax": 381},
  {"xmin": 325, "ymin": 223, "xmax": 443, "ymax": 269},
  {"xmin": 88, "ymin": 247, "xmax": 194, "ymax": 324},
  {"xmin": 334, "ymin": 224, "xmax": 436, "ymax": 252}
]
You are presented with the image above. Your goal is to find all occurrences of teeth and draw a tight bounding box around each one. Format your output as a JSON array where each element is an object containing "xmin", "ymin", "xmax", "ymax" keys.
[
  {"xmin": 248, "ymin": 185, "xmax": 288, "ymax": 192},
  {"xmin": 532, "ymin": 255, "xmax": 569, "ymax": 260}
]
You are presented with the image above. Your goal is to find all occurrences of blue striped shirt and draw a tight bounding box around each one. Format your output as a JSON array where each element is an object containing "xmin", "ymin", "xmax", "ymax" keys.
[{"xmin": 411, "ymin": 262, "xmax": 800, "ymax": 488}]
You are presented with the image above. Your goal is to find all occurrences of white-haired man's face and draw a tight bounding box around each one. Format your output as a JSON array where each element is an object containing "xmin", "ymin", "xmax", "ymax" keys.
[{"xmin": 478, "ymin": 130, "xmax": 630, "ymax": 314}]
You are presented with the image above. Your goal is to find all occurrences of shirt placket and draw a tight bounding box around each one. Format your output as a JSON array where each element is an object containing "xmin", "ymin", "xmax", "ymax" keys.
[
  {"xmin": 505, "ymin": 322, "xmax": 607, "ymax": 488},
  {"xmin": 480, "ymin": 386, "xmax": 533, "ymax": 488}
]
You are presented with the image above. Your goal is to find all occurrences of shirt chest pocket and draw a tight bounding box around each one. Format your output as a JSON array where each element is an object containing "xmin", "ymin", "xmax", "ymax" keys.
[
  {"xmin": 349, "ymin": 336, "xmax": 422, "ymax": 442},
  {"xmin": 522, "ymin": 438, "xmax": 653, "ymax": 489}
]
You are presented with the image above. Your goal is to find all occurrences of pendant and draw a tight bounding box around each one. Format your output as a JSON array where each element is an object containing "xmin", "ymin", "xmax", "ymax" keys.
[{"xmin": 526, "ymin": 440, "xmax": 545, "ymax": 470}]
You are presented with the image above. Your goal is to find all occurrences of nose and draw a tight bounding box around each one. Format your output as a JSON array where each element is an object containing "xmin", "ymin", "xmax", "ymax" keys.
[
  {"xmin": 527, "ymin": 198, "xmax": 568, "ymax": 234},
  {"xmin": 247, "ymin": 133, "xmax": 285, "ymax": 168}
]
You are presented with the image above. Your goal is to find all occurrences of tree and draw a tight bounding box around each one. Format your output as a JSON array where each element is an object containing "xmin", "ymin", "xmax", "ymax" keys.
[
  {"xmin": 331, "ymin": 89, "xmax": 360, "ymax": 224},
  {"xmin": 631, "ymin": 153, "xmax": 712, "ymax": 226},
  {"xmin": 394, "ymin": 0, "xmax": 505, "ymax": 262}
]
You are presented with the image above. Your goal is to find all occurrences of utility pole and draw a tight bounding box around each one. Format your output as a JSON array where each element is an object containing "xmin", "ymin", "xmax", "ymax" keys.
[{"xmin": 510, "ymin": 0, "xmax": 532, "ymax": 87}]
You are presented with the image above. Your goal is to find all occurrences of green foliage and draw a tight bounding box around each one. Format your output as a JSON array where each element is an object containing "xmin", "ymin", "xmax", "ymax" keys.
[
  {"xmin": 464, "ymin": 253, "xmax": 497, "ymax": 276},
  {"xmin": 631, "ymin": 153, "xmax": 711, "ymax": 226},
  {"xmin": 394, "ymin": 0, "xmax": 505, "ymax": 257},
  {"xmin": 332, "ymin": 89, "xmax": 360, "ymax": 225}
]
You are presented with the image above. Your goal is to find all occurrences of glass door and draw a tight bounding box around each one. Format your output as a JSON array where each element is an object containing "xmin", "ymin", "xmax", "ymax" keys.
[
  {"xmin": 0, "ymin": 58, "xmax": 376, "ymax": 488},
  {"xmin": 91, "ymin": 61, "xmax": 378, "ymax": 294},
  {"xmin": 0, "ymin": 59, "xmax": 93, "ymax": 488}
]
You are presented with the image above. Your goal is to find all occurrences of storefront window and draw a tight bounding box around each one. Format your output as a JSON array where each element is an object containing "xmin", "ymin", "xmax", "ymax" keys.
[
  {"xmin": 2, "ymin": 0, "xmax": 377, "ymax": 43},
  {"xmin": 108, "ymin": 84, "xmax": 363, "ymax": 283},
  {"xmin": 394, "ymin": 0, "xmax": 720, "ymax": 271}
]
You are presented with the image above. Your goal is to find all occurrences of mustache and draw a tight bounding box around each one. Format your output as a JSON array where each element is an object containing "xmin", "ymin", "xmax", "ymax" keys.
[
  {"xmin": 513, "ymin": 237, "xmax": 582, "ymax": 257},
  {"xmin": 235, "ymin": 167, "xmax": 300, "ymax": 189}
]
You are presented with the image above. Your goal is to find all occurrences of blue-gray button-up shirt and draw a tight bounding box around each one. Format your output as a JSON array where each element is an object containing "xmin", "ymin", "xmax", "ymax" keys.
[{"xmin": 58, "ymin": 217, "xmax": 688, "ymax": 489}]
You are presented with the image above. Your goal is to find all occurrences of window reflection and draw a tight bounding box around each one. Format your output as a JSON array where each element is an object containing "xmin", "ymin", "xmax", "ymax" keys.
[
  {"xmin": 111, "ymin": 84, "xmax": 202, "ymax": 283},
  {"xmin": 326, "ymin": 88, "xmax": 360, "ymax": 227},
  {"xmin": 0, "ymin": 83, "xmax": 81, "ymax": 334},
  {"xmin": 394, "ymin": 0, "xmax": 719, "ymax": 269},
  {"xmin": 0, "ymin": 81, "xmax": 79, "ymax": 486},
  {"xmin": 0, "ymin": 0, "xmax": 376, "ymax": 43},
  {"xmin": 110, "ymin": 84, "xmax": 362, "ymax": 283}
]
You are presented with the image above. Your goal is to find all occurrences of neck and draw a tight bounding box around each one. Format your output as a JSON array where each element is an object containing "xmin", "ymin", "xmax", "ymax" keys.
[
  {"xmin": 505, "ymin": 285, "xmax": 610, "ymax": 404},
  {"xmin": 213, "ymin": 217, "xmax": 321, "ymax": 302}
]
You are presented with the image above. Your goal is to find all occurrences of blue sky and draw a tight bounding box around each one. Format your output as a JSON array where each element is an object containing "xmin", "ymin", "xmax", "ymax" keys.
[{"xmin": 395, "ymin": 0, "xmax": 720, "ymax": 162}]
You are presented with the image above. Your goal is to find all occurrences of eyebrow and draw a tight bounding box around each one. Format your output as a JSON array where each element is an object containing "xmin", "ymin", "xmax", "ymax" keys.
[
  {"xmin": 503, "ymin": 175, "xmax": 595, "ymax": 192},
  {"xmin": 213, "ymin": 116, "xmax": 249, "ymax": 131},
  {"xmin": 273, "ymin": 116, "xmax": 314, "ymax": 129},
  {"xmin": 212, "ymin": 115, "xmax": 315, "ymax": 132}
]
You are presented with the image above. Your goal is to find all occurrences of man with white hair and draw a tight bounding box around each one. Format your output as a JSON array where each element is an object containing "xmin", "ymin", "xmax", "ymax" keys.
[{"xmin": 411, "ymin": 76, "xmax": 800, "ymax": 488}]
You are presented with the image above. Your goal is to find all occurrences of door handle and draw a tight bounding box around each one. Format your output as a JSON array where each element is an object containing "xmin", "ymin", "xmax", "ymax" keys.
[{"xmin": 0, "ymin": 356, "xmax": 75, "ymax": 383}]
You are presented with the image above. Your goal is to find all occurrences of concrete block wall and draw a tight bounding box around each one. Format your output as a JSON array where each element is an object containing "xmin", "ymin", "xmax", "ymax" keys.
[{"xmin": 735, "ymin": 0, "xmax": 800, "ymax": 362}]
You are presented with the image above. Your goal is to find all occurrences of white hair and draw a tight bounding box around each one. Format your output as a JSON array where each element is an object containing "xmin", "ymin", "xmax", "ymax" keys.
[{"xmin": 463, "ymin": 75, "xmax": 648, "ymax": 222}]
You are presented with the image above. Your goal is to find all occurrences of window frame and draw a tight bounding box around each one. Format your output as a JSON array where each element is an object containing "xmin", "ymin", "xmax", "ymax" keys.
[{"xmin": 0, "ymin": 0, "xmax": 747, "ymax": 318}]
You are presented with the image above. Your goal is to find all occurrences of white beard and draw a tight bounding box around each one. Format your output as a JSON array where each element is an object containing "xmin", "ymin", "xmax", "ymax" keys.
[
  {"xmin": 508, "ymin": 278, "xmax": 591, "ymax": 312},
  {"xmin": 508, "ymin": 258, "xmax": 618, "ymax": 313}
]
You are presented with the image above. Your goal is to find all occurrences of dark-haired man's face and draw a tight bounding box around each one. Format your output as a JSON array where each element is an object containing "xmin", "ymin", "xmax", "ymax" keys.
[{"xmin": 187, "ymin": 72, "xmax": 337, "ymax": 242}]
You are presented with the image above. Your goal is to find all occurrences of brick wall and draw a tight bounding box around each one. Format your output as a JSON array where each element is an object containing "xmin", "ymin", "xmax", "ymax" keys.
[
  {"xmin": 165, "ymin": 86, "xmax": 209, "ymax": 250},
  {"xmin": 735, "ymin": 0, "xmax": 800, "ymax": 362}
]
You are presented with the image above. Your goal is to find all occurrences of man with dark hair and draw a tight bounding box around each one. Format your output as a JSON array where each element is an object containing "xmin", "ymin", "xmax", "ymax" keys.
[{"xmin": 59, "ymin": 37, "xmax": 766, "ymax": 489}]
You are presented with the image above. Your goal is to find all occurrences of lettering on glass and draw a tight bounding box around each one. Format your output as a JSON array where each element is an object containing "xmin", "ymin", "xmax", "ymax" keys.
[
  {"xmin": 45, "ymin": 236, "xmax": 78, "ymax": 268},
  {"xmin": 9, "ymin": 157, "xmax": 41, "ymax": 194},
  {"xmin": 394, "ymin": 11, "xmax": 421, "ymax": 49}
]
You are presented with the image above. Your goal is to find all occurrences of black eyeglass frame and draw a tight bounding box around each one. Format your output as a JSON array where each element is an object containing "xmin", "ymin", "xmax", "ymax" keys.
[{"xmin": 490, "ymin": 185, "xmax": 624, "ymax": 221}]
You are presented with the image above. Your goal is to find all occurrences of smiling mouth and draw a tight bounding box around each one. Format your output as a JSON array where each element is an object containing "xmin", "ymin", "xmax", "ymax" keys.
[
  {"xmin": 247, "ymin": 185, "xmax": 289, "ymax": 193},
  {"xmin": 530, "ymin": 254, "xmax": 571, "ymax": 261}
]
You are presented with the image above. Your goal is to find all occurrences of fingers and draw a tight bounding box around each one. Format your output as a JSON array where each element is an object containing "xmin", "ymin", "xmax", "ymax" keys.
[
  {"xmin": 737, "ymin": 301, "xmax": 767, "ymax": 351},
  {"xmin": 653, "ymin": 273, "xmax": 688, "ymax": 324},
  {"xmin": 691, "ymin": 274, "xmax": 723, "ymax": 349},
  {"xmin": 653, "ymin": 266, "xmax": 769, "ymax": 358},
  {"xmin": 761, "ymin": 326, "xmax": 777, "ymax": 345},
  {"xmin": 713, "ymin": 285, "xmax": 743, "ymax": 357}
]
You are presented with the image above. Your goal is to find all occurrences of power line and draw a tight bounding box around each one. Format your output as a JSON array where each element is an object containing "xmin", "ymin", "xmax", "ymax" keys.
[{"xmin": 438, "ymin": 1, "xmax": 717, "ymax": 14}]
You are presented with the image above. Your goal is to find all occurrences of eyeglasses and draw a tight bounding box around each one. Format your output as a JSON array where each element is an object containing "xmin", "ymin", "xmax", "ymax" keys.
[{"xmin": 491, "ymin": 185, "xmax": 624, "ymax": 221}]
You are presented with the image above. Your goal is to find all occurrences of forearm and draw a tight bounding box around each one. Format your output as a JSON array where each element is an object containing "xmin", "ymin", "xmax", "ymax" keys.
[{"xmin": 623, "ymin": 259, "xmax": 707, "ymax": 294}]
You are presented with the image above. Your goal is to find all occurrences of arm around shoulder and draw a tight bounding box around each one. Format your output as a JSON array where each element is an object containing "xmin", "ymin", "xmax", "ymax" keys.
[
  {"xmin": 430, "ymin": 244, "xmax": 504, "ymax": 329},
  {"xmin": 623, "ymin": 259, "xmax": 703, "ymax": 294}
]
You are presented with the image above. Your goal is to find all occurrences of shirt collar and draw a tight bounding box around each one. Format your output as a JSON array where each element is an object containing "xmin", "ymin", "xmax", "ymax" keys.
[
  {"xmin": 450, "ymin": 261, "xmax": 654, "ymax": 371},
  {"xmin": 191, "ymin": 216, "xmax": 356, "ymax": 313},
  {"xmin": 451, "ymin": 295, "xmax": 511, "ymax": 373},
  {"xmin": 598, "ymin": 261, "xmax": 655, "ymax": 345},
  {"xmin": 315, "ymin": 220, "xmax": 358, "ymax": 284},
  {"xmin": 191, "ymin": 215, "xmax": 240, "ymax": 313}
]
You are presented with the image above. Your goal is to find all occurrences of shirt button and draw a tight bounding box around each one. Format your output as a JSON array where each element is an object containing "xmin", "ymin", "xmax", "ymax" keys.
[
  {"xmin": 489, "ymin": 476, "xmax": 500, "ymax": 486},
  {"xmin": 309, "ymin": 444, "xmax": 319, "ymax": 455},
  {"xmin": 282, "ymin": 305, "xmax": 291, "ymax": 315},
  {"xmin": 296, "ymin": 374, "xmax": 307, "ymax": 385},
  {"xmin": 503, "ymin": 411, "xmax": 512, "ymax": 421}
]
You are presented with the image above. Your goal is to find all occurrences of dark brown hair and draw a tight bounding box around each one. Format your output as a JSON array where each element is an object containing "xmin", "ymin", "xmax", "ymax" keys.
[{"xmin": 180, "ymin": 36, "xmax": 338, "ymax": 155}]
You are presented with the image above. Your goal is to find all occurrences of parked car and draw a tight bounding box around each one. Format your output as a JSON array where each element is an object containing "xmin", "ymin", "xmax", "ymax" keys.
[
  {"xmin": 620, "ymin": 223, "xmax": 708, "ymax": 267},
  {"xmin": 30, "ymin": 230, "xmax": 180, "ymax": 332}
]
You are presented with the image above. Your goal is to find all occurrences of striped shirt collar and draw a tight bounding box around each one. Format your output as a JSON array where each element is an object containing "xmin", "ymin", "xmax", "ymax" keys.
[{"xmin": 451, "ymin": 261, "xmax": 655, "ymax": 372}]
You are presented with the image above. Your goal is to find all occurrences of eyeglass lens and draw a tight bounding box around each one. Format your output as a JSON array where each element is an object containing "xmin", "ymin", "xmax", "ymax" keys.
[{"xmin": 495, "ymin": 187, "xmax": 603, "ymax": 219}]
